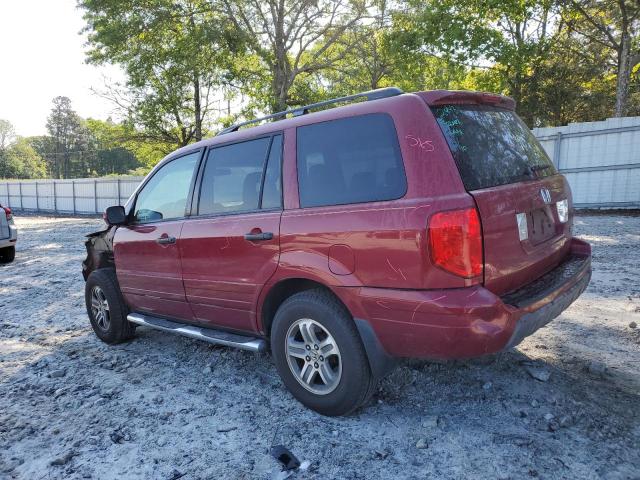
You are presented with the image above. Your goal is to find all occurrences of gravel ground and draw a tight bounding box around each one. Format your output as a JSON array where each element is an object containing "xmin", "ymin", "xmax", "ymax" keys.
[{"xmin": 0, "ymin": 214, "xmax": 639, "ymax": 480}]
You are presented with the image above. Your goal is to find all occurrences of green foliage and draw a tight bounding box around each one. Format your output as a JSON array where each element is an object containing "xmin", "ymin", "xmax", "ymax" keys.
[
  {"xmin": 0, "ymin": 137, "xmax": 47, "ymax": 179},
  {"xmin": 80, "ymin": 0, "xmax": 242, "ymax": 147}
]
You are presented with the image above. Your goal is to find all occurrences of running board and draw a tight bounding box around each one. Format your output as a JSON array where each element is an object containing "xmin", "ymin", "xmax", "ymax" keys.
[{"xmin": 127, "ymin": 313, "xmax": 267, "ymax": 352}]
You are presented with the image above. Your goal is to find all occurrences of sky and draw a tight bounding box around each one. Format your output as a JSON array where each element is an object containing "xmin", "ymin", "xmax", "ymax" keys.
[{"xmin": 0, "ymin": 0, "xmax": 124, "ymax": 137}]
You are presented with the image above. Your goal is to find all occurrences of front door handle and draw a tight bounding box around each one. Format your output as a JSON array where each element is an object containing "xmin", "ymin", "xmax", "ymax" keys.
[
  {"xmin": 156, "ymin": 235, "xmax": 176, "ymax": 245},
  {"xmin": 244, "ymin": 232, "xmax": 273, "ymax": 241}
]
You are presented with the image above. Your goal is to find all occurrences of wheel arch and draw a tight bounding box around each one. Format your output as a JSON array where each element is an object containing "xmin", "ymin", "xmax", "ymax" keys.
[{"xmin": 259, "ymin": 276, "xmax": 396, "ymax": 379}]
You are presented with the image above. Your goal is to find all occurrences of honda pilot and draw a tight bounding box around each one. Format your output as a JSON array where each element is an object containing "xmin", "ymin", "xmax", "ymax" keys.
[{"xmin": 82, "ymin": 88, "xmax": 591, "ymax": 416}]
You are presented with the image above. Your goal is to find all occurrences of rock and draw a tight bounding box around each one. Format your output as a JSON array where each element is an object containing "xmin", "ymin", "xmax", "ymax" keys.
[
  {"xmin": 50, "ymin": 369, "xmax": 66, "ymax": 378},
  {"xmin": 559, "ymin": 415, "xmax": 573, "ymax": 428},
  {"xmin": 299, "ymin": 460, "xmax": 311, "ymax": 471},
  {"xmin": 482, "ymin": 381, "xmax": 493, "ymax": 390},
  {"xmin": 629, "ymin": 321, "xmax": 637, "ymax": 329},
  {"xmin": 203, "ymin": 366, "xmax": 212, "ymax": 374},
  {"xmin": 525, "ymin": 366, "xmax": 551, "ymax": 382},
  {"xmin": 415, "ymin": 438, "xmax": 428, "ymax": 449},
  {"xmin": 373, "ymin": 449, "xmax": 389, "ymax": 460},
  {"xmin": 110, "ymin": 431, "xmax": 124, "ymax": 444},
  {"xmin": 531, "ymin": 399, "xmax": 540, "ymax": 408},
  {"xmin": 587, "ymin": 361, "xmax": 608, "ymax": 377},
  {"xmin": 421, "ymin": 416, "xmax": 439, "ymax": 429},
  {"xmin": 50, "ymin": 450, "xmax": 75, "ymax": 466},
  {"xmin": 168, "ymin": 469, "xmax": 184, "ymax": 480},
  {"xmin": 216, "ymin": 426, "xmax": 237, "ymax": 433},
  {"xmin": 543, "ymin": 413, "xmax": 555, "ymax": 421}
]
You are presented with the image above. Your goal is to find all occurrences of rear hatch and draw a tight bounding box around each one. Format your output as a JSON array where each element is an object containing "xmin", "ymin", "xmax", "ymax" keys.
[{"xmin": 429, "ymin": 98, "xmax": 573, "ymax": 296}]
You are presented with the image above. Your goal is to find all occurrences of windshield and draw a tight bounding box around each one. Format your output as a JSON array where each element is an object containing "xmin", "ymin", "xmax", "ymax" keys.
[{"xmin": 431, "ymin": 105, "xmax": 556, "ymax": 191}]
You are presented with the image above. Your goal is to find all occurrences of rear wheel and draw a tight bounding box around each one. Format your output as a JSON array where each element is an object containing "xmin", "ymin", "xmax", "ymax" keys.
[
  {"xmin": 85, "ymin": 268, "xmax": 135, "ymax": 344},
  {"xmin": 0, "ymin": 246, "xmax": 15, "ymax": 264},
  {"xmin": 271, "ymin": 289, "xmax": 374, "ymax": 416}
]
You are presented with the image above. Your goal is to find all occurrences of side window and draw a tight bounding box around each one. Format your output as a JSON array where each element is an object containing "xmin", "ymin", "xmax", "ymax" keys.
[
  {"xmin": 261, "ymin": 135, "xmax": 283, "ymax": 209},
  {"xmin": 198, "ymin": 137, "xmax": 271, "ymax": 215},
  {"xmin": 296, "ymin": 114, "xmax": 406, "ymax": 208},
  {"xmin": 134, "ymin": 152, "xmax": 199, "ymax": 223}
]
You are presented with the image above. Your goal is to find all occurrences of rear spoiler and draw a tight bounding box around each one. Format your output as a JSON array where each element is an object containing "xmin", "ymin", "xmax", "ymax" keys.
[{"xmin": 416, "ymin": 90, "xmax": 515, "ymax": 111}]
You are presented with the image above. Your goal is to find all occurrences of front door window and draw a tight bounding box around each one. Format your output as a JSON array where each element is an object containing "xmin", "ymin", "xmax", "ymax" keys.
[{"xmin": 134, "ymin": 152, "xmax": 199, "ymax": 223}]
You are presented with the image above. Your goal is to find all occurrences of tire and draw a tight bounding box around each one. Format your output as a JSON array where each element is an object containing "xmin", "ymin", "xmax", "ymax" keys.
[
  {"xmin": 271, "ymin": 289, "xmax": 374, "ymax": 416},
  {"xmin": 0, "ymin": 246, "xmax": 15, "ymax": 264},
  {"xmin": 85, "ymin": 268, "xmax": 136, "ymax": 344}
]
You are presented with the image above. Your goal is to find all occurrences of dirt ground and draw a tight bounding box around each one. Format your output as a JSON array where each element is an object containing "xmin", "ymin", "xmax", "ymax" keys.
[{"xmin": 0, "ymin": 214, "xmax": 638, "ymax": 480}]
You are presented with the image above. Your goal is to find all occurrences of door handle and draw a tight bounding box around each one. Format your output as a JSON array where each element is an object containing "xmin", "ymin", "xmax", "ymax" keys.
[
  {"xmin": 244, "ymin": 232, "xmax": 273, "ymax": 241},
  {"xmin": 156, "ymin": 235, "xmax": 176, "ymax": 245}
]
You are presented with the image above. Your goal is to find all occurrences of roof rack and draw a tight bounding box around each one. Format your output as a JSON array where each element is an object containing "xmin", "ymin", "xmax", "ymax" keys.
[{"xmin": 217, "ymin": 87, "xmax": 403, "ymax": 136}]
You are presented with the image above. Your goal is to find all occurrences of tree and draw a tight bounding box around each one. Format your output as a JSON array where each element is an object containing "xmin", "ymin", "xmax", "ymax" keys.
[
  {"xmin": 222, "ymin": 0, "xmax": 368, "ymax": 112},
  {"xmin": 85, "ymin": 119, "xmax": 147, "ymax": 175},
  {"xmin": 398, "ymin": 0, "xmax": 566, "ymax": 126},
  {"xmin": 0, "ymin": 138, "xmax": 47, "ymax": 179},
  {"xmin": 45, "ymin": 96, "xmax": 90, "ymax": 178},
  {"xmin": 0, "ymin": 119, "xmax": 15, "ymax": 150},
  {"xmin": 80, "ymin": 0, "xmax": 240, "ymax": 148},
  {"xmin": 563, "ymin": 0, "xmax": 640, "ymax": 116}
]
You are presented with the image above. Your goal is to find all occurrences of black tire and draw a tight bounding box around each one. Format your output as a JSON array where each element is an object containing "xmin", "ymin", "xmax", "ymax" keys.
[
  {"xmin": 85, "ymin": 268, "xmax": 136, "ymax": 344},
  {"xmin": 0, "ymin": 246, "xmax": 15, "ymax": 264},
  {"xmin": 271, "ymin": 289, "xmax": 374, "ymax": 416}
]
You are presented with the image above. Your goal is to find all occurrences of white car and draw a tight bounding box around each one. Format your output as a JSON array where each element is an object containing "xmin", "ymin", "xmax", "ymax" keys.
[{"xmin": 0, "ymin": 204, "xmax": 17, "ymax": 263}]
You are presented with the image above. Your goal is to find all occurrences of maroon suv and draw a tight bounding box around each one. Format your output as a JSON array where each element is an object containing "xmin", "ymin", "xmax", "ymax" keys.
[{"xmin": 83, "ymin": 88, "xmax": 591, "ymax": 416}]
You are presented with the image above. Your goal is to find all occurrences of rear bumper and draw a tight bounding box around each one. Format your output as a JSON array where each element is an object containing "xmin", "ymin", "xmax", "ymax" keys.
[
  {"xmin": 339, "ymin": 238, "xmax": 591, "ymax": 359},
  {"xmin": 0, "ymin": 224, "xmax": 17, "ymax": 248}
]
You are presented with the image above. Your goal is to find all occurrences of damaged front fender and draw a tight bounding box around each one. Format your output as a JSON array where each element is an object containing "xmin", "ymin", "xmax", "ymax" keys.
[{"xmin": 82, "ymin": 226, "xmax": 117, "ymax": 281}]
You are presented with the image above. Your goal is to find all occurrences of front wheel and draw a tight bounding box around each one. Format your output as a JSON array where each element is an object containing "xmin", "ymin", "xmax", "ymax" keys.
[
  {"xmin": 271, "ymin": 289, "xmax": 374, "ymax": 416},
  {"xmin": 85, "ymin": 268, "xmax": 135, "ymax": 344}
]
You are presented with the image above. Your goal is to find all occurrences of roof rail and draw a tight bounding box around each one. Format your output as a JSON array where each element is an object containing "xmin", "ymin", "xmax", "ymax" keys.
[{"xmin": 217, "ymin": 87, "xmax": 403, "ymax": 136}]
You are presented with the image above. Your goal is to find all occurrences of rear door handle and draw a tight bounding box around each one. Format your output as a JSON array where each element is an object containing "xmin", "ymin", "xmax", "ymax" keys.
[
  {"xmin": 244, "ymin": 232, "xmax": 273, "ymax": 241},
  {"xmin": 156, "ymin": 236, "xmax": 176, "ymax": 245}
]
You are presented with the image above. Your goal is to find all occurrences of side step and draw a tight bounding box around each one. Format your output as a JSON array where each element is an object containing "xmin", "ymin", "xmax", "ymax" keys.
[{"xmin": 127, "ymin": 313, "xmax": 267, "ymax": 352}]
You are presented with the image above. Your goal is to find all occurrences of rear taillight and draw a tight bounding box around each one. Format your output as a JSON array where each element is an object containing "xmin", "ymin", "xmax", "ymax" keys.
[
  {"xmin": 428, "ymin": 208, "xmax": 483, "ymax": 278},
  {"xmin": 2, "ymin": 206, "xmax": 11, "ymax": 221}
]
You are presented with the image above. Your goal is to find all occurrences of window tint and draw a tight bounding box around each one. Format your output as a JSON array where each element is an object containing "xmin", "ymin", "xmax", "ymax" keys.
[
  {"xmin": 297, "ymin": 114, "xmax": 406, "ymax": 208},
  {"xmin": 261, "ymin": 135, "xmax": 283, "ymax": 209},
  {"xmin": 431, "ymin": 105, "xmax": 556, "ymax": 191},
  {"xmin": 134, "ymin": 152, "xmax": 199, "ymax": 223},
  {"xmin": 198, "ymin": 137, "xmax": 271, "ymax": 215}
]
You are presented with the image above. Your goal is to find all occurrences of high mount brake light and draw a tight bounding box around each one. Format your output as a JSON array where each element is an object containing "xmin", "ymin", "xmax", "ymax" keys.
[{"xmin": 428, "ymin": 208, "xmax": 483, "ymax": 278}]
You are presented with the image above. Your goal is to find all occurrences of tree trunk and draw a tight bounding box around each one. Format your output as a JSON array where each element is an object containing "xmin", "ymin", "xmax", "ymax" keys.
[
  {"xmin": 614, "ymin": 32, "xmax": 631, "ymax": 117},
  {"xmin": 193, "ymin": 74, "xmax": 202, "ymax": 142}
]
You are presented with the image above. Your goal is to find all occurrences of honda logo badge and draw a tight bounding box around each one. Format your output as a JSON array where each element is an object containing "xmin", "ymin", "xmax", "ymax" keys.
[{"xmin": 540, "ymin": 188, "xmax": 552, "ymax": 204}]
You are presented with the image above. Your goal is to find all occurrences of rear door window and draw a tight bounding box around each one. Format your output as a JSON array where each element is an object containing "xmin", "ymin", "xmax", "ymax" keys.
[
  {"xmin": 198, "ymin": 135, "xmax": 282, "ymax": 215},
  {"xmin": 296, "ymin": 114, "xmax": 406, "ymax": 208},
  {"xmin": 431, "ymin": 105, "xmax": 556, "ymax": 191}
]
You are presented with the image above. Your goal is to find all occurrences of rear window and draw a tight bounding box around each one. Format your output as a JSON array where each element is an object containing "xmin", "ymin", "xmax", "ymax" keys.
[
  {"xmin": 432, "ymin": 105, "xmax": 556, "ymax": 191},
  {"xmin": 297, "ymin": 114, "xmax": 406, "ymax": 208}
]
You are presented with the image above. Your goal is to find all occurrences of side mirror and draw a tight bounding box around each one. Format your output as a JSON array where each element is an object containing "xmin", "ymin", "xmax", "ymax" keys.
[{"xmin": 104, "ymin": 205, "xmax": 127, "ymax": 226}]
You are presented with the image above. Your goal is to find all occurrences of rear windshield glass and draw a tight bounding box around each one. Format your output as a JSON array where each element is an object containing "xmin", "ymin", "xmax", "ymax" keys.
[{"xmin": 431, "ymin": 105, "xmax": 556, "ymax": 191}]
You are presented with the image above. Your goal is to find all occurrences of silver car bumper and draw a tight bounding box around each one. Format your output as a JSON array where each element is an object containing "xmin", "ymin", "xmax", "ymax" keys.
[{"xmin": 0, "ymin": 223, "xmax": 17, "ymax": 249}]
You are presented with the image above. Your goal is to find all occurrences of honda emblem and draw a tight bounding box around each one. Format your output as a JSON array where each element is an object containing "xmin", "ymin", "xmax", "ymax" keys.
[{"xmin": 540, "ymin": 188, "xmax": 552, "ymax": 204}]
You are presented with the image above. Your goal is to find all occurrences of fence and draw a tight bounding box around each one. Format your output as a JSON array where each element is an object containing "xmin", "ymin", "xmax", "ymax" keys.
[
  {"xmin": 1, "ymin": 117, "xmax": 640, "ymax": 213},
  {"xmin": 533, "ymin": 116, "xmax": 640, "ymax": 208},
  {"xmin": 0, "ymin": 177, "xmax": 143, "ymax": 215}
]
